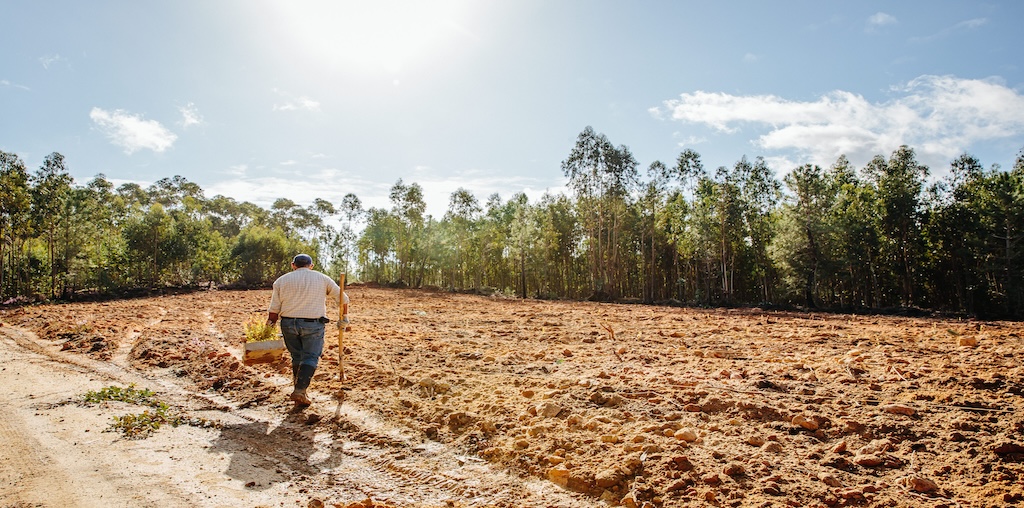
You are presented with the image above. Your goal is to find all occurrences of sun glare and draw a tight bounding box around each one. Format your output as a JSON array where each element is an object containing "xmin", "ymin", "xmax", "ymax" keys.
[{"xmin": 272, "ymin": 1, "xmax": 476, "ymax": 75}]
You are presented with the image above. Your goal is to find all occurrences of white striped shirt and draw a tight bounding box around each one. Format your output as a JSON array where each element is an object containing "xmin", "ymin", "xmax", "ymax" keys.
[{"xmin": 268, "ymin": 268, "xmax": 345, "ymax": 319}]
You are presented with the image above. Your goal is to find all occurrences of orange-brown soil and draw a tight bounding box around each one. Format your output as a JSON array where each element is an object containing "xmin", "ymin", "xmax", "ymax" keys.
[{"xmin": 1, "ymin": 286, "xmax": 1022, "ymax": 507}]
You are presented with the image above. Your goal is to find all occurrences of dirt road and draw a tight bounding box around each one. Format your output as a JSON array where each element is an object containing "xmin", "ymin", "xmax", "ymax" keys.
[{"xmin": 1, "ymin": 286, "xmax": 1022, "ymax": 507}]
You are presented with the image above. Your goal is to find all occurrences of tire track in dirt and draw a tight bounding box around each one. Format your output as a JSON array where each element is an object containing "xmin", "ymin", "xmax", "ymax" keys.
[
  {"xmin": 0, "ymin": 333, "xmax": 73, "ymax": 506},
  {"xmin": 111, "ymin": 306, "xmax": 167, "ymax": 366},
  {"xmin": 313, "ymin": 406, "xmax": 586, "ymax": 507},
  {"xmin": 0, "ymin": 328, "xmax": 200, "ymax": 508}
]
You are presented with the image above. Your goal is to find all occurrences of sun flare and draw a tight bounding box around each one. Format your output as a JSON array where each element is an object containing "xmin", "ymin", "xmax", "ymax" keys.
[{"xmin": 272, "ymin": 0, "xmax": 476, "ymax": 74}]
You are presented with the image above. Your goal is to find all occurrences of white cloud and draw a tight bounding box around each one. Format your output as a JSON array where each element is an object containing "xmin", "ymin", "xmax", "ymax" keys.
[
  {"xmin": 272, "ymin": 88, "xmax": 321, "ymax": 112},
  {"xmin": 742, "ymin": 53, "xmax": 758, "ymax": 63},
  {"xmin": 674, "ymin": 133, "xmax": 708, "ymax": 147},
  {"xmin": 178, "ymin": 102, "xmax": 203, "ymax": 128},
  {"xmin": 39, "ymin": 53, "xmax": 67, "ymax": 69},
  {"xmin": 956, "ymin": 18, "xmax": 988, "ymax": 30},
  {"xmin": 911, "ymin": 18, "xmax": 988, "ymax": 43},
  {"xmin": 206, "ymin": 170, "xmax": 378, "ymax": 212},
  {"xmin": 868, "ymin": 12, "xmax": 897, "ymax": 28},
  {"xmin": 90, "ymin": 107, "xmax": 178, "ymax": 154},
  {"xmin": 1, "ymin": 79, "xmax": 31, "ymax": 91},
  {"xmin": 654, "ymin": 75, "xmax": 1024, "ymax": 171}
]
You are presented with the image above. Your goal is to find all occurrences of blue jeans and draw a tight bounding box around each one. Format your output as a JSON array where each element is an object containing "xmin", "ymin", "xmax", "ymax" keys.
[{"xmin": 280, "ymin": 318, "xmax": 325, "ymax": 370}]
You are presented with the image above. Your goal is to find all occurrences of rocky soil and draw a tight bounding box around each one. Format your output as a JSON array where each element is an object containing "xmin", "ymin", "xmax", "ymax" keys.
[{"xmin": 1, "ymin": 285, "xmax": 1022, "ymax": 507}]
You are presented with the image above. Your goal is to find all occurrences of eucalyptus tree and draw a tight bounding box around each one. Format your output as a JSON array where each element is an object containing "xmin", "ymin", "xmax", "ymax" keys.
[
  {"xmin": 329, "ymin": 193, "xmax": 363, "ymax": 278},
  {"xmin": 477, "ymin": 193, "xmax": 513, "ymax": 291},
  {"xmin": 122, "ymin": 203, "xmax": 174, "ymax": 286},
  {"xmin": 63, "ymin": 175, "xmax": 125, "ymax": 293},
  {"xmin": 31, "ymin": 152, "xmax": 74, "ymax": 298},
  {"xmin": 357, "ymin": 207, "xmax": 399, "ymax": 284},
  {"xmin": 868, "ymin": 146, "xmax": 929, "ymax": 306},
  {"xmin": 561, "ymin": 126, "xmax": 639, "ymax": 298},
  {"xmin": 444, "ymin": 187, "xmax": 481, "ymax": 289},
  {"xmin": 737, "ymin": 156, "xmax": 781, "ymax": 302},
  {"xmin": 149, "ymin": 175, "xmax": 204, "ymax": 216},
  {"xmin": 506, "ymin": 192, "xmax": 539, "ymax": 298},
  {"xmin": 205, "ymin": 195, "xmax": 264, "ymax": 238},
  {"xmin": 172, "ymin": 214, "xmax": 228, "ymax": 286},
  {"xmin": 833, "ymin": 171, "xmax": 881, "ymax": 308},
  {"xmin": 231, "ymin": 224, "xmax": 304, "ymax": 286},
  {"xmin": 711, "ymin": 165, "xmax": 748, "ymax": 303},
  {"xmin": 922, "ymin": 154, "xmax": 985, "ymax": 312},
  {"xmin": 0, "ymin": 151, "xmax": 32, "ymax": 299},
  {"xmin": 663, "ymin": 149, "xmax": 707, "ymax": 303},
  {"xmin": 977, "ymin": 153, "xmax": 1024, "ymax": 316},
  {"xmin": 534, "ymin": 192, "xmax": 581, "ymax": 298},
  {"xmin": 660, "ymin": 190, "xmax": 690, "ymax": 302},
  {"xmin": 116, "ymin": 182, "xmax": 151, "ymax": 212},
  {"xmin": 269, "ymin": 198, "xmax": 300, "ymax": 237},
  {"xmin": 388, "ymin": 179, "xmax": 427, "ymax": 285},
  {"xmin": 778, "ymin": 164, "xmax": 833, "ymax": 307},
  {"xmin": 304, "ymin": 198, "xmax": 338, "ymax": 263},
  {"xmin": 637, "ymin": 161, "xmax": 669, "ymax": 303}
]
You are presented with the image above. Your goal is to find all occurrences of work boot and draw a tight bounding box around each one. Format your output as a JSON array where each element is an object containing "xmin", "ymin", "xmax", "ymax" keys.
[
  {"xmin": 291, "ymin": 364, "xmax": 317, "ymax": 406},
  {"xmin": 289, "ymin": 388, "xmax": 311, "ymax": 406}
]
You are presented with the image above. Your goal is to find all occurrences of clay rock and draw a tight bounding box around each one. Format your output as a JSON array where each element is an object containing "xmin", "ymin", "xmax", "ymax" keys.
[
  {"xmin": 590, "ymin": 390, "xmax": 623, "ymax": 407},
  {"xmin": 838, "ymin": 488, "xmax": 864, "ymax": 500},
  {"xmin": 882, "ymin": 404, "xmax": 916, "ymax": 416},
  {"xmin": 993, "ymin": 442, "xmax": 1024, "ymax": 455},
  {"xmin": 620, "ymin": 493, "xmax": 640, "ymax": 508},
  {"xmin": 723, "ymin": 462, "xmax": 745, "ymax": 477},
  {"xmin": 670, "ymin": 455, "xmax": 694, "ymax": 472},
  {"xmin": 762, "ymin": 482, "xmax": 783, "ymax": 496},
  {"xmin": 854, "ymin": 454, "xmax": 883, "ymax": 467},
  {"xmin": 792, "ymin": 415, "xmax": 819, "ymax": 431},
  {"xmin": 548, "ymin": 465, "xmax": 570, "ymax": 487},
  {"xmin": 906, "ymin": 476, "xmax": 939, "ymax": 493},
  {"xmin": 674, "ymin": 428, "xmax": 698, "ymax": 442},
  {"xmin": 958, "ymin": 336, "xmax": 979, "ymax": 347},
  {"xmin": 594, "ymin": 467, "xmax": 624, "ymax": 488},
  {"xmin": 818, "ymin": 472, "xmax": 842, "ymax": 487},
  {"xmin": 537, "ymin": 402, "xmax": 563, "ymax": 418},
  {"xmin": 832, "ymin": 440, "xmax": 848, "ymax": 454},
  {"xmin": 857, "ymin": 438, "xmax": 892, "ymax": 456}
]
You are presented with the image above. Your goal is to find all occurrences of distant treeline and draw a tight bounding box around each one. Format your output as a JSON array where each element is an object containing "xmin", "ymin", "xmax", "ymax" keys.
[{"xmin": 2, "ymin": 127, "xmax": 1022, "ymax": 318}]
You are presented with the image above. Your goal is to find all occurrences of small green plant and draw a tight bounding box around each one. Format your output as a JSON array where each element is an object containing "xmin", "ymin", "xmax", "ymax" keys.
[
  {"xmin": 82, "ymin": 384, "xmax": 216, "ymax": 439},
  {"xmin": 84, "ymin": 384, "xmax": 155, "ymax": 405},
  {"xmin": 244, "ymin": 315, "xmax": 278, "ymax": 343},
  {"xmin": 109, "ymin": 402, "xmax": 182, "ymax": 439}
]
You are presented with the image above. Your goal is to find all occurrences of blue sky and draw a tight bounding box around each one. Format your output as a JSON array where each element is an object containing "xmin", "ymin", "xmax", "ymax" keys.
[{"xmin": 3, "ymin": 1, "xmax": 1023, "ymax": 218}]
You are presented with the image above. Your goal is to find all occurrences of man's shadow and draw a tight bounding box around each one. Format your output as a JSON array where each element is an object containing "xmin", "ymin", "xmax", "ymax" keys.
[{"xmin": 208, "ymin": 409, "xmax": 332, "ymax": 491}]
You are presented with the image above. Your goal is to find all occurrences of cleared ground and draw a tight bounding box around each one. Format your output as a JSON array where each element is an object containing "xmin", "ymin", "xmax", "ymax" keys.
[{"xmin": 1, "ymin": 286, "xmax": 1022, "ymax": 507}]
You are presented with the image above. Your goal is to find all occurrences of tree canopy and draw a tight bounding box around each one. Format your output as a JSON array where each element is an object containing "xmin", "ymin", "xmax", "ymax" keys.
[{"xmin": 2, "ymin": 136, "xmax": 1022, "ymax": 319}]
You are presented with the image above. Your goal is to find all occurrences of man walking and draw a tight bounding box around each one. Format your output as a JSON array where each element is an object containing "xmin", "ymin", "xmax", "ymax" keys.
[{"xmin": 267, "ymin": 254, "xmax": 346, "ymax": 406}]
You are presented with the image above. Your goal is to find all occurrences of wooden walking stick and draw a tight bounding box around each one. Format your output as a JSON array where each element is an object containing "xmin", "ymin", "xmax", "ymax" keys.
[{"xmin": 335, "ymin": 273, "xmax": 347, "ymax": 418}]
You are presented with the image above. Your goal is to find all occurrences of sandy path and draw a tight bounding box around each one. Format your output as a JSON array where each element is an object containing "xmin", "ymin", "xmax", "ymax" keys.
[{"xmin": 0, "ymin": 321, "xmax": 589, "ymax": 508}]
